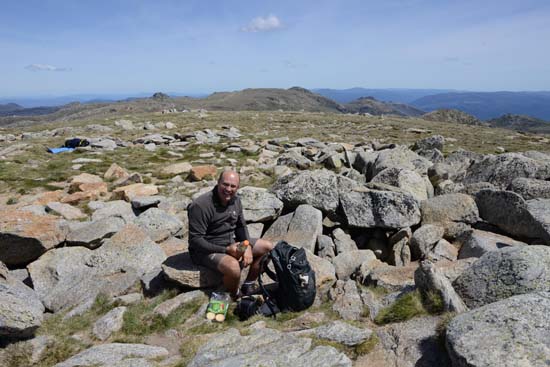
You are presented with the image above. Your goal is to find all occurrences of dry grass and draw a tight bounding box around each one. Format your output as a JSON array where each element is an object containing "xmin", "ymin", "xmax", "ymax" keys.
[{"xmin": 1, "ymin": 110, "xmax": 549, "ymax": 193}]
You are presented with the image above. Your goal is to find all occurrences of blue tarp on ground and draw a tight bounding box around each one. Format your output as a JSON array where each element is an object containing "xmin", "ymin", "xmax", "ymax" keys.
[{"xmin": 47, "ymin": 147, "xmax": 75, "ymax": 154}]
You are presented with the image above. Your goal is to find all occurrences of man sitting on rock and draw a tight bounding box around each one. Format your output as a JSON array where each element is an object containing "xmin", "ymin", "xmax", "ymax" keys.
[{"xmin": 188, "ymin": 169, "xmax": 273, "ymax": 299}]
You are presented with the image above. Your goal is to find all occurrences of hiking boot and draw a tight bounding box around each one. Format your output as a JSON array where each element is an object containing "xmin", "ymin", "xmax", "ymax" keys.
[{"xmin": 240, "ymin": 282, "xmax": 261, "ymax": 297}]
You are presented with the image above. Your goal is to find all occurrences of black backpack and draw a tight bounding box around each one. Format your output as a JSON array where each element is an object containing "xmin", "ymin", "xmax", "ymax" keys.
[
  {"xmin": 258, "ymin": 240, "xmax": 316, "ymax": 313},
  {"xmin": 64, "ymin": 138, "xmax": 89, "ymax": 148}
]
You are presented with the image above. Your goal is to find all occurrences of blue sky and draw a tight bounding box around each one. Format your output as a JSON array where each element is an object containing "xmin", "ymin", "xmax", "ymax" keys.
[{"xmin": 2, "ymin": 0, "xmax": 550, "ymax": 97}]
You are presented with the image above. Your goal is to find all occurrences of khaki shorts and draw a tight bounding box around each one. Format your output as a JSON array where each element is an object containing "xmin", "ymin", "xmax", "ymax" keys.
[{"xmin": 191, "ymin": 238, "xmax": 258, "ymax": 272}]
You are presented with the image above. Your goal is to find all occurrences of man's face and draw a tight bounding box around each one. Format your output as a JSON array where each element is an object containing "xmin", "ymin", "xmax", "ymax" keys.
[{"xmin": 217, "ymin": 172, "xmax": 240, "ymax": 206}]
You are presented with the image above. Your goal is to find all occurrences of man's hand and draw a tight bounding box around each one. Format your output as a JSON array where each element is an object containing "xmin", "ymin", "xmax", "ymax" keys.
[
  {"xmin": 225, "ymin": 243, "xmax": 241, "ymax": 259},
  {"xmin": 225, "ymin": 242, "xmax": 253, "ymax": 267}
]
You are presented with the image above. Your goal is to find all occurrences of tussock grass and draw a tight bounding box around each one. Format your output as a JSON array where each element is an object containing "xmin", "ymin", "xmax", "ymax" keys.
[
  {"xmin": 355, "ymin": 334, "xmax": 379, "ymax": 356},
  {"xmin": 15, "ymin": 294, "xmax": 113, "ymax": 365},
  {"xmin": 35, "ymin": 338, "xmax": 85, "ymax": 367},
  {"xmin": 38, "ymin": 293, "xmax": 115, "ymax": 338},
  {"xmin": 421, "ymin": 290, "xmax": 445, "ymax": 314},
  {"xmin": 373, "ymin": 288, "xmax": 447, "ymax": 326},
  {"xmin": 310, "ymin": 331, "xmax": 379, "ymax": 360},
  {"xmin": 374, "ymin": 290, "xmax": 426, "ymax": 325},
  {"xmin": 2, "ymin": 342, "xmax": 32, "ymax": 367},
  {"xmin": 3, "ymin": 335, "xmax": 89, "ymax": 367},
  {"xmin": 120, "ymin": 289, "xmax": 201, "ymax": 337}
]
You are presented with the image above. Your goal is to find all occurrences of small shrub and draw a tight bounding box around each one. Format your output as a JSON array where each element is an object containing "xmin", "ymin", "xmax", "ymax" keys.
[
  {"xmin": 6, "ymin": 197, "xmax": 17, "ymax": 205},
  {"xmin": 3, "ymin": 342, "xmax": 32, "ymax": 367},
  {"xmin": 374, "ymin": 290, "xmax": 426, "ymax": 325},
  {"xmin": 355, "ymin": 334, "xmax": 379, "ymax": 356},
  {"xmin": 421, "ymin": 290, "xmax": 444, "ymax": 314},
  {"xmin": 35, "ymin": 338, "xmax": 84, "ymax": 367}
]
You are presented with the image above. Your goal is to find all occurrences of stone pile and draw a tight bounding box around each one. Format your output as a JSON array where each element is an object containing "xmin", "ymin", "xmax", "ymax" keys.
[{"xmin": 1, "ymin": 131, "xmax": 550, "ymax": 366}]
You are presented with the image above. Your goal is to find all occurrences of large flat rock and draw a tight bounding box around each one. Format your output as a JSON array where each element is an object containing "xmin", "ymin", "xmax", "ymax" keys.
[
  {"xmin": 476, "ymin": 189, "xmax": 550, "ymax": 243},
  {"xmin": 283, "ymin": 204, "xmax": 323, "ymax": 252},
  {"xmin": 29, "ymin": 224, "xmax": 166, "ymax": 312},
  {"xmin": 162, "ymin": 252, "xmax": 222, "ymax": 289},
  {"xmin": 271, "ymin": 169, "xmax": 355, "ymax": 214},
  {"xmin": 446, "ymin": 292, "xmax": 550, "ymax": 367},
  {"xmin": 0, "ymin": 210, "xmax": 67, "ymax": 267},
  {"xmin": 54, "ymin": 343, "xmax": 169, "ymax": 367},
  {"xmin": 457, "ymin": 229, "xmax": 527, "ymax": 259},
  {"xmin": 0, "ymin": 262, "xmax": 44, "ymax": 338},
  {"xmin": 188, "ymin": 327, "xmax": 352, "ymax": 367},
  {"xmin": 239, "ymin": 186, "xmax": 283, "ymax": 222},
  {"xmin": 453, "ymin": 245, "xmax": 550, "ymax": 309},
  {"xmin": 341, "ymin": 188, "xmax": 420, "ymax": 229},
  {"xmin": 462, "ymin": 152, "xmax": 550, "ymax": 189},
  {"xmin": 357, "ymin": 316, "xmax": 450, "ymax": 367},
  {"xmin": 420, "ymin": 193, "xmax": 479, "ymax": 225}
]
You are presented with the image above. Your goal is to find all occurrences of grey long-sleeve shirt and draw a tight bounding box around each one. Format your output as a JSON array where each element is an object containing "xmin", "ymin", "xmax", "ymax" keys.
[{"xmin": 187, "ymin": 186, "xmax": 250, "ymax": 255}]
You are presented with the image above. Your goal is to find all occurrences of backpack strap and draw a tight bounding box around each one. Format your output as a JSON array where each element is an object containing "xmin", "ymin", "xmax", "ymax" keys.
[
  {"xmin": 259, "ymin": 252, "xmax": 277, "ymax": 282},
  {"xmin": 257, "ymin": 253, "xmax": 278, "ymax": 318}
]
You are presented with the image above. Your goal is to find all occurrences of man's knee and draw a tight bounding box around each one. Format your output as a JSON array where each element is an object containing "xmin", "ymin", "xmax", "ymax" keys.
[
  {"xmin": 218, "ymin": 256, "xmax": 241, "ymax": 278},
  {"xmin": 253, "ymin": 239, "xmax": 274, "ymax": 257}
]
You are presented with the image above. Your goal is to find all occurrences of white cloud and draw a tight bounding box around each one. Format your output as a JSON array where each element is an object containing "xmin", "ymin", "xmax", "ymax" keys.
[
  {"xmin": 25, "ymin": 64, "xmax": 71, "ymax": 72},
  {"xmin": 241, "ymin": 15, "xmax": 282, "ymax": 32},
  {"xmin": 283, "ymin": 60, "xmax": 307, "ymax": 70}
]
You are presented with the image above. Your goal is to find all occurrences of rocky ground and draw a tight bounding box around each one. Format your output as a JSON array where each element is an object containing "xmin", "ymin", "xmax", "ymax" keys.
[{"xmin": 1, "ymin": 110, "xmax": 550, "ymax": 366}]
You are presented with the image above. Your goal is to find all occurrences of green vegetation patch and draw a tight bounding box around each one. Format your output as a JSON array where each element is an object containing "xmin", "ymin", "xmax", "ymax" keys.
[
  {"xmin": 355, "ymin": 333, "xmax": 379, "ymax": 356},
  {"xmin": 38, "ymin": 293, "xmax": 115, "ymax": 338},
  {"xmin": 420, "ymin": 290, "xmax": 445, "ymax": 314},
  {"xmin": 310, "ymin": 331, "xmax": 379, "ymax": 360},
  {"xmin": 374, "ymin": 290, "xmax": 426, "ymax": 325},
  {"xmin": 120, "ymin": 290, "xmax": 201, "ymax": 336}
]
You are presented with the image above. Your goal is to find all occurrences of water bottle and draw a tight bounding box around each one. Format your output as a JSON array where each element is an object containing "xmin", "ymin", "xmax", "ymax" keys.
[{"xmin": 237, "ymin": 239, "xmax": 250, "ymax": 253}]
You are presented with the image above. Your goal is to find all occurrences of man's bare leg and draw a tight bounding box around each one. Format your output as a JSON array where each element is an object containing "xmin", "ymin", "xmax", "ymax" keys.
[
  {"xmin": 216, "ymin": 255, "xmax": 241, "ymax": 299},
  {"xmin": 245, "ymin": 239, "xmax": 274, "ymax": 282}
]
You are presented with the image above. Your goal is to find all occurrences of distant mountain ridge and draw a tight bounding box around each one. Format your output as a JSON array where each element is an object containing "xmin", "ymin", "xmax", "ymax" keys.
[
  {"xmin": 0, "ymin": 103, "xmax": 24, "ymax": 113},
  {"xmin": 487, "ymin": 114, "xmax": 550, "ymax": 133},
  {"xmin": 2, "ymin": 87, "xmax": 549, "ymax": 134},
  {"xmin": 196, "ymin": 87, "xmax": 346, "ymax": 113},
  {"xmin": 344, "ymin": 96, "xmax": 424, "ymax": 117},
  {"xmin": 313, "ymin": 88, "xmax": 454, "ymax": 104},
  {"xmin": 5, "ymin": 88, "xmax": 550, "ymax": 121},
  {"xmin": 411, "ymin": 91, "xmax": 550, "ymax": 120}
]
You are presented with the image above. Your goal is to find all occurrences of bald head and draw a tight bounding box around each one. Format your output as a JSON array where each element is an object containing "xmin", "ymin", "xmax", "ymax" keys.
[
  {"xmin": 217, "ymin": 169, "xmax": 240, "ymax": 206},
  {"xmin": 218, "ymin": 169, "xmax": 240, "ymax": 185}
]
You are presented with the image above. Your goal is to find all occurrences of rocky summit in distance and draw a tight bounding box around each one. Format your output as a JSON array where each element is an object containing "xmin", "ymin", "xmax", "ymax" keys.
[
  {"xmin": 344, "ymin": 96, "xmax": 425, "ymax": 117},
  {"xmin": 487, "ymin": 113, "xmax": 550, "ymax": 133},
  {"xmin": 421, "ymin": 109, "xmax": 485, "ymax": 126},
  {"xmin": 0, "ymin": 106, "xmax": 549, "ymax": 366}
]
